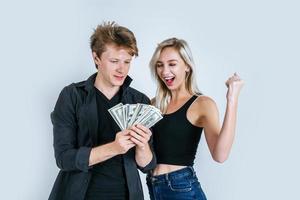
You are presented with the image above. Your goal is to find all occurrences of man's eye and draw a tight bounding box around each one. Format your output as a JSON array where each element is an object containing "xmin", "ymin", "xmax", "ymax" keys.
[
  {"xmin": 110, "ymin": 60, "xmax": 118, "ymax": 63},
  {"xmin": 125, "ymin": 61, "xmax": 131, "ymax": 64}
]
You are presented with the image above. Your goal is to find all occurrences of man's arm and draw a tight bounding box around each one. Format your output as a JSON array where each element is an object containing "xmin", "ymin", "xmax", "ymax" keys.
[
  {"xmin": 89, "ymin": 130, "xmax": 135, "ymax": 166},
  {"xmin": 51, "ymin": 86, "xmax": 91, "ymax": 172},
  {"xmin": 129, "ymin": 124, "xmax": 156, "ymax": 173},
  {"xmin": 52, "ymin": 86, "xmax": 136, "ymax": 172}
]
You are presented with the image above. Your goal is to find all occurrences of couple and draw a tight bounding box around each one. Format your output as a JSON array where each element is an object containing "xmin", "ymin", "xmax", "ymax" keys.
[{"xmin": 49, "ymin": 22, "xmax": 244, "ymax": 200}]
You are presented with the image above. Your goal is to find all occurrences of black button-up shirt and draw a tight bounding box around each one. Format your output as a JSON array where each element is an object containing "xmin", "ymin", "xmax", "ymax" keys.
[{"xmin": 49, "ymin": 73, "xmax": 156, "ymax": 200}]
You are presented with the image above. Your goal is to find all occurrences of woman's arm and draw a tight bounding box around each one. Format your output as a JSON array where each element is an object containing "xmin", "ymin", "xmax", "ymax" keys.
[{"xmin": 201, "ymin": 73, "xmax": 244, "ymax": 163}]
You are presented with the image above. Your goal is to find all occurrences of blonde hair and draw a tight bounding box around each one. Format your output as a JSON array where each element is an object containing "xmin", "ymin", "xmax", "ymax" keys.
[{"xmin": 149, "ymin": 38, "xmax": 201, "ymax": 113}]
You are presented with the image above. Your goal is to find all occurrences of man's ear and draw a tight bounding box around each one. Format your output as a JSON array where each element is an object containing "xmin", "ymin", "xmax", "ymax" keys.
[
  {"xmin": 92, "ymin": 52, "xmax": 99, "ymax": 61},
  {"xmin": 92, "ymin": 52, "xmax": 100, "ymax": 68}
]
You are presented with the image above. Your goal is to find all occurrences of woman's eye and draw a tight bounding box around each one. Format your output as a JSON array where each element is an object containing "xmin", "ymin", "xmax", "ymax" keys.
[
  {"xmin": 169, "ymin": 63, "xmax": 176, "ymax": 67},
  {"xmin": 156, "ymin": 64, "xmax": 163, "ymax": 68},
  {"xmin": 111, "ymin": 60, "xmax": 118, "ymax": 63}
]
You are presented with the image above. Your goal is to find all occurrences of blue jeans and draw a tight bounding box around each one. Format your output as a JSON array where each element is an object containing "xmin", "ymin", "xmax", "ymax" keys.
[{"xmin": 146, "ymin": 166, "xmax": 207, "ymax": 200}]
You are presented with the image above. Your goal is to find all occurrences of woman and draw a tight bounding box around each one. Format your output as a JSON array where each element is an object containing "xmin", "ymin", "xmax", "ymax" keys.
[{"xmin": 147, "ymin": 38, "xmax": 244, "ymax": 199}]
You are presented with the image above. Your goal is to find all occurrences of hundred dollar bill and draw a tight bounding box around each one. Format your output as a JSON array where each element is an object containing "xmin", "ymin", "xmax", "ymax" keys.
[
  {"xmin": 109, "ymin": 103, "xmax": 163, "ymax": 130},
  {"xmin": 128, "ymin": 104, "xmax": 150, "ymax": 126},
  {"xmin": 131, "ymin": 104, "xmax": 151, "ymax": 125},
  {"xmin": 126, "ymin": 104, "xmax": 137, "ymax": 128},
  {"xmin": 140, "ymin": 111, "xmax": 163, "ymax": 128},
  {"xmin": 132, "ymin": 107, "xmax": 152, "ymax": 125},
  {"xmin": 108, "ymin": 103, "xmax": 124, "ymax": 130},
  {"xmin": 122, "ymin": 105, "xmax": 127, "ymax": 130},
  {"xmin": 132, "ymin": 105, "xmax": 162, "ymax": 128}
]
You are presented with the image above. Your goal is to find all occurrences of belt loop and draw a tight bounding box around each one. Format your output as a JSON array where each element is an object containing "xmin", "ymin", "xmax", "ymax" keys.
[
  {"xmin": 189, "ymin": 166, "xmax": 196, "ymax": 177},
  {"xmin": 151, "ymin": 176, "xmax": 156, "ymax": 183},
  {"xmin": 165, "ymin": 173, "xmax": 169, "ymax": 182}
]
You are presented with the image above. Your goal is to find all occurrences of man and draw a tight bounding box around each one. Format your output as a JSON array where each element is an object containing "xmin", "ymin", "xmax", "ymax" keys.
[{"xmin": 49, "ymin": 22, "xmax": 156, "ymax": 200}]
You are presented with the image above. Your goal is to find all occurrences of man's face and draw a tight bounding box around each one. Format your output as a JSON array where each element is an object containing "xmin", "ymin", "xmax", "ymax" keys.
[{"xmin": 93, "ymin": 44, "xmax": 133, "ymax": 87}]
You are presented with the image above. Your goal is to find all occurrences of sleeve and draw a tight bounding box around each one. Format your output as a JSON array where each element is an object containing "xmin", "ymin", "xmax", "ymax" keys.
[
  {"xmin": 141, "ymin": 94, "xmax": 151, "ymax": 105},
  {"xmin": 51, "ymin": 86, "xmax": 92, "ymax": 172}
]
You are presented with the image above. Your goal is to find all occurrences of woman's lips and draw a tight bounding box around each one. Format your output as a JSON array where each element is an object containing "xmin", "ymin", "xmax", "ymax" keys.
[{"xmin": 164, "ymin": 77, "xmax": 175, "ymax": 86}]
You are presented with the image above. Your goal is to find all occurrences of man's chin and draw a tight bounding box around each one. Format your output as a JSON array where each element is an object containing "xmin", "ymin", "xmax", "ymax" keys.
[{"xmin": 112, "ymin": 80, "xmax": 125, "ymax": 87}]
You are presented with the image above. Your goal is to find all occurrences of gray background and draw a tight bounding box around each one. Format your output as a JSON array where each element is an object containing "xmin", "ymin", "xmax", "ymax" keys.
[{"xmin": 0, "ymin": 0, "xmax": 299, "ymax": 199}]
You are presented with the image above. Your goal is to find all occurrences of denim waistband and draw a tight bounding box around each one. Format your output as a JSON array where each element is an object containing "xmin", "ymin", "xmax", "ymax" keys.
[{"xmin": 147, "ymin": 166, "xmax": 196, "ymax": 183}]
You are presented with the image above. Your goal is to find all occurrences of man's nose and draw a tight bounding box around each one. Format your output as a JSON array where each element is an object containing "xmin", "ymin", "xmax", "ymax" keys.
[{"xmin": 117, "ymin": 62, "xmax": 126, "ymax": 72}]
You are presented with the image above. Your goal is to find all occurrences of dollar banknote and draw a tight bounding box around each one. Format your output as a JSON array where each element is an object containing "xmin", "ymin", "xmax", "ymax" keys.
[{"xmin": 108, "ymin": 103, "xmax": 163, "ymax": 130}]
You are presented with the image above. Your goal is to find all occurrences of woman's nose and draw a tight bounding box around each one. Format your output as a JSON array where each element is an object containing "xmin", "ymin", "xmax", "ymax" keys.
[{"xmin": 161, "ymin": 66, "xmax": 170, "ymax": 75}]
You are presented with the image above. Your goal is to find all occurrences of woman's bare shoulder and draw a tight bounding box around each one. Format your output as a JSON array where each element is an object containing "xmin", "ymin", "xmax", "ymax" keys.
[
  {"xmin": 188, "ymin": 95, "xmax": 219, "ymax": 127},
  {"xmin": 194, "ymin": 95, "xmax": 216, "ymax": 107}
]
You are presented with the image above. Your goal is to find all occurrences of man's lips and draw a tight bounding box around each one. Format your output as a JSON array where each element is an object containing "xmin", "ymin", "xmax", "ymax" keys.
[{"xmin": 114, "ymin": 75, "xmax": 125, "ymax": 80}]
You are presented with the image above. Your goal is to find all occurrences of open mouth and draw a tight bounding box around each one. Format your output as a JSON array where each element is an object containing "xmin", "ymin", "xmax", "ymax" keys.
[{"xmin": 164, "ymin": 76, "xmax": 175, "ymax": 86}]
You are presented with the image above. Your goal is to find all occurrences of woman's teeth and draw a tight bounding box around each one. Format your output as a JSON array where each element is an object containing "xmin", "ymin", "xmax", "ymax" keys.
[
  {"xmin": 164, "ymin": 77, "xmax": 175, "ymax": 84},
  {"xmin": 164, "ymin": 77, "xmax": 174, "ymax": 80}
]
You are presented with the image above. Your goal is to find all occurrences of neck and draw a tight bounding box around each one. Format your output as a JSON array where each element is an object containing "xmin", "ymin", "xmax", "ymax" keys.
[
  {"xmin": 170, "ymin": 84, "xmax": 192, "ymax": 103},
  {"xmin": 94, "ymin": 73, "xmax": 120, "ymax": 99}
]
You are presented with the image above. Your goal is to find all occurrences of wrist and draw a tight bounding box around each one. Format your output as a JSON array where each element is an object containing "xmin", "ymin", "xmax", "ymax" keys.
[
  {"xmin": 136, "ymin": 143, "xmax": 150, "ymax": 152},
  {"xmin": 226, "ymin": 96, "xmax": 238, "ymax": 105},
  {"xmin": 107, "ymin": 141, "xmax": 121, "ymax": 155}
]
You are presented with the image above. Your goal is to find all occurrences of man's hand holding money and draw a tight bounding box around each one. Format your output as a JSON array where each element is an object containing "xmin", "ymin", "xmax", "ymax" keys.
[
  {"xmin": 108, "ymin": 103, "xmax": 160, "ymax": 168},
  {"xmin": 112, "ymin": 129, "xmax": 136, "ymax": 154},
  {"xmin": 129, "ymin": 124, "xmax": 154, "ymax": 168},
  {"xmin": 129, "ymin": 124, "xmax": 152, "ymax": 150}
]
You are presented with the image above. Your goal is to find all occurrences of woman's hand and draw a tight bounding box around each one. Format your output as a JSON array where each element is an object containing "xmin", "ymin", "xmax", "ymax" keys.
[{"xmin": 225, "ymin": 73, "xmax": 244, "ymax": 103}]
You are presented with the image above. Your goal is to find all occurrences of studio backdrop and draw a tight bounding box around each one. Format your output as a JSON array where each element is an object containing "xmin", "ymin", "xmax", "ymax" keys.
[{"xmin": 0, "ymin": 0, "xmax": 299, "ymax": 199}]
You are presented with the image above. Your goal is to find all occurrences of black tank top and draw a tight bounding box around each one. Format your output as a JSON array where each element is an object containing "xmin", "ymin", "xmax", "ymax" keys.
[{"xmin": 152, "ymin": 95, "xmax": 203, "ymax": 166}]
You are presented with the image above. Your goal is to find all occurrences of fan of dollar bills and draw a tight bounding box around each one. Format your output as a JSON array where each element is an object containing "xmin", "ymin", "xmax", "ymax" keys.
[{"xmin": 108, "ymin": 103, "xmax": 163, "ymax": 130}]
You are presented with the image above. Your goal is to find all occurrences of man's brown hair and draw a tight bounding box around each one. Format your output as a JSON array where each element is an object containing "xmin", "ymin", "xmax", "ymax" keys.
[{"xmin": 90, "ymin": 21, "xmax": 138, "ymax": 68}]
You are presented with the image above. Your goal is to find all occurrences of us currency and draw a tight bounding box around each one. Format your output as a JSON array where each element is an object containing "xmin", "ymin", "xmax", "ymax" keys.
[
  {"xmin": 109, "ymin": 103, "xmax": 163, "ymax": 130},
  {"xmin": 108, "ymin": 103, "xmax": 125, "ymax": 130},
  {"xmin": 128, "ymin": 104, "xmax": 150, "ymax": 126},
  {"xmin": 126, "ymin": 104, "xmax": 138, "ymax": 128},
  {"xmin": 149, "ymin": 105, "xmax": 161, "ymax": 114},
  {"xmin": 132, "ymin": 105, "xmax": 162, "ymax": 128},
  {"xmin": 139, "ymin": 111, "xmax": 163, "ymax": 128},
  {"xmin": 132, "ymin": 107, "xmax": 152, "ymax": 125},
  {"xmin": 122, "ymin": 105, "xmax": 127, "ymax": 130}
]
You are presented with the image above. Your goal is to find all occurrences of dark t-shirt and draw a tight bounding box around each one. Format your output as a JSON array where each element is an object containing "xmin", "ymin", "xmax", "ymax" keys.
[{"xmin": 85, "ymin": 87, "xmax": 128, "ymax": 200}]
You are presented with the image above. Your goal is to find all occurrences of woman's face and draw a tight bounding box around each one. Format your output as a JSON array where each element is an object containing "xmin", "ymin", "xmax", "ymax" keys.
[{"xmin": 156, "ymin": 47, "xmax": 189, "ymax": 91}]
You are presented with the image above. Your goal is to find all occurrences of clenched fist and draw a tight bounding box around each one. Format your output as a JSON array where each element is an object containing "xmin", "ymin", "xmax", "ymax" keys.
[{"xmin": 225, "ymin": 73, "xmax": 244, "ymax": 103}]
